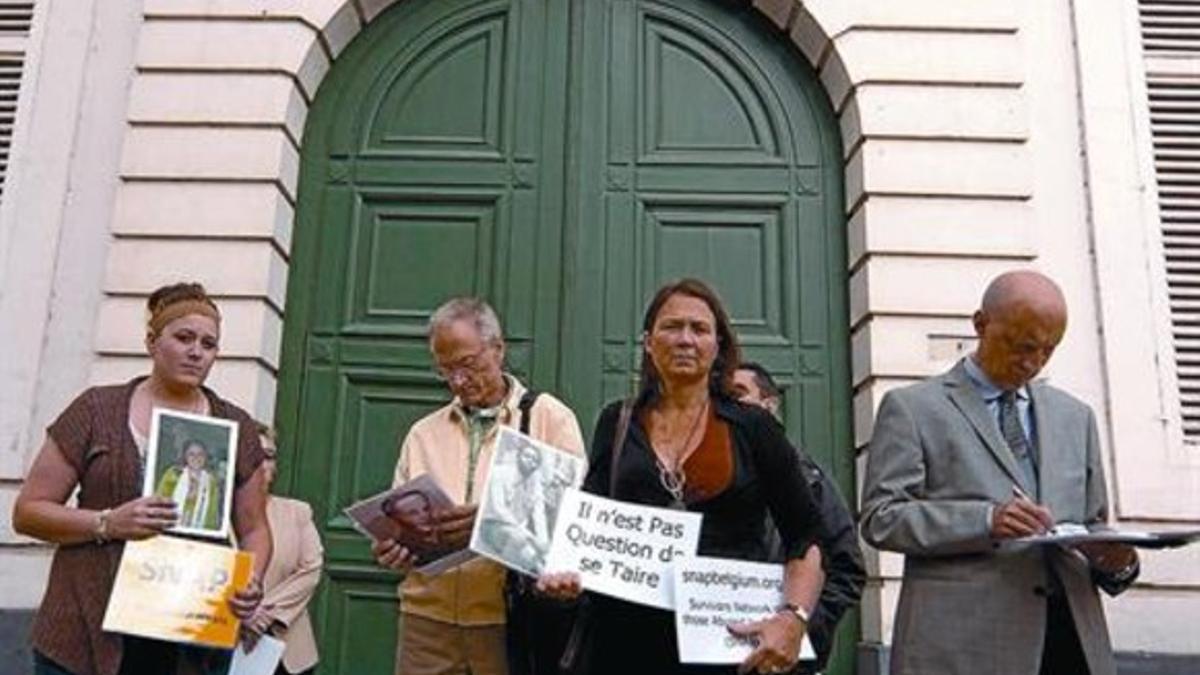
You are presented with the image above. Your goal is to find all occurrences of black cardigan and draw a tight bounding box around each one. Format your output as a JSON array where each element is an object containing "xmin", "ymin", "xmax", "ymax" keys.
[{"xmin": 584, "ymin": 395, "xmax": 820, "ymax": 563}]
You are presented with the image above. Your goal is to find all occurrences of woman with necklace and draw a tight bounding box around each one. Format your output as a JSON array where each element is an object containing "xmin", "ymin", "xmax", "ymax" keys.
[
  {"xmin": 540, "ymin": 278, "xmax": 825, "ymax": 675},
  {"xmin": 13, "ymin": 282, "xmax": 272, "ymax": 675}
]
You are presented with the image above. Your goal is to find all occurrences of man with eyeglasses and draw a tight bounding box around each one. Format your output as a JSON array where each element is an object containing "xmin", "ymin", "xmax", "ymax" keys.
[{"xmin": 372, "ymin": 297, "xmax": 585, "ymax": 675}]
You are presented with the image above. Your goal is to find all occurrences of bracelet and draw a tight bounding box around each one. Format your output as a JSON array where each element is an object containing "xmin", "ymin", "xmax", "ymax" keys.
[
  {"xmin": 777, "ymin": 602, "xmax": 810, "ymax": 626},
  {"xmin": 94, "ymin": 508, "xmax": 112, "ymax": 544}
]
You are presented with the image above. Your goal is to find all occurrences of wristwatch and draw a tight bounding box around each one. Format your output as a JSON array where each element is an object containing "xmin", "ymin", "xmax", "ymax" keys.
[
  {"xmin": 1109, "ymin": 558, "xmax": 1139, "ymax": 584},
  {"xmin": 94, "ymin": 508, "xmax": 112, "ymax": 544},
  {"xmin": 777, "ymin": 601, "xmax": 810, "ymax": 626}
]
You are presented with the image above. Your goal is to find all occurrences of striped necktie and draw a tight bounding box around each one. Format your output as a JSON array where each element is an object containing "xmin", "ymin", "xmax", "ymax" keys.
[{"xmin": 999, "ymin": 390, "xmax": 1038, "ymax": 492}]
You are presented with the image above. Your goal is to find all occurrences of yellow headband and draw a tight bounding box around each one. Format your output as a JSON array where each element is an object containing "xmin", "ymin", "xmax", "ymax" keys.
[{"xmin": 147, "ymin": 299, "xmax": 221, "ymax": 337}]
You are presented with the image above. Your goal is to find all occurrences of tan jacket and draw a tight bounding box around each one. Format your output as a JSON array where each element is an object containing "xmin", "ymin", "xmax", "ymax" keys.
[
  {"xmin": 263, "ymin": 496, "xmax": 323, "ymax": 673},
  {"xmin": 392, "ymin": 376, "xmax": 585, "ymax": 625}
]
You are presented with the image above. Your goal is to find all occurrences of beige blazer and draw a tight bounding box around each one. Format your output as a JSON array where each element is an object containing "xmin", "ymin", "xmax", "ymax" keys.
[
  {"xmin": 263, "ymin": 496, "xmax": 323, "ymax": 673},
  {"xmin": 860, "ymin": 361, "xmax": 1134, "ymax": 675}
]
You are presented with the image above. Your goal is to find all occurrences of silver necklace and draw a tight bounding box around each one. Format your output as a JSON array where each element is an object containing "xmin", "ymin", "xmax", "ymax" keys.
[{"xmin": 653, "ymin": 398, "xmax": 709, "ymax": 510}]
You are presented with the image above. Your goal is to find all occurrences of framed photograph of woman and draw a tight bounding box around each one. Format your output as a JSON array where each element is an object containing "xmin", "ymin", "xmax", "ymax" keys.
[{"xmin": 141, "ymin": 408, "xmax": 239, "ymax": 539}]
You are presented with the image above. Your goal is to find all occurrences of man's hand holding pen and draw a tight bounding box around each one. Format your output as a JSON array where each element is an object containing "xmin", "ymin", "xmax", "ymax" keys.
[{"xmin": 992, "ymin": 485, "xmax": 1054, "ymax": 539}]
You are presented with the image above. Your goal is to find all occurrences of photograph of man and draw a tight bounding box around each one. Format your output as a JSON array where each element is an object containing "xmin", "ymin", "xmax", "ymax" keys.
[
  {"xmin": 371, "ymin": 296, "xmax": 585, "ymax": 675},
  {"xmin": 477, "ymin": 436, "xmax": 551, "ymax": 575},
  {"xmin": 860, "ymin": 270, "xmax": 1139, "ymax": 675},
  {"xmin": 382, "ymin": 489, "xmax": 433, "ymax": 533},
  {"xmin": 155, "ymin": 438, "xmax": 222, "ymax": 531},
  {"xmin": 731, "ymin": 362, "xmax": 865, "ymax": 675},
  {"xmin": 380, "ymin": 488, "xmax": 451, "ymax": 565}
]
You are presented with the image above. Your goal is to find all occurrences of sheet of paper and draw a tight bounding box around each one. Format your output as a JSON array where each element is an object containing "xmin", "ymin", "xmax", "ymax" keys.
[
  {"xmin": 1013, "ymin": 523, "xmax": 1200, "ymax": 548},
  {"xmin": 545, "ymin": 488, "xmax": 701, "ymax": 610},
  {"xmin": 228, "ymin": 635, "xmax": 286, "ymax": 675},
  {"xmin": 673, "ymin": 556, "xmax": 816, "ymax": 665}
]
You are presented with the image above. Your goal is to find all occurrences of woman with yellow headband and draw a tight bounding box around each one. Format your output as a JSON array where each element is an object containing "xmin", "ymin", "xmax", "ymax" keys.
[{"xmin": 13, "ymin": 282, "xmax": 273, "ymax": 675}]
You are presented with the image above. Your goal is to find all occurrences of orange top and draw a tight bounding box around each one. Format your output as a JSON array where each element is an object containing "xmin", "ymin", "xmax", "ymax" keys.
[{"xmin": 682, "ymin": 408, "xmax": 733, "ymax": 502}]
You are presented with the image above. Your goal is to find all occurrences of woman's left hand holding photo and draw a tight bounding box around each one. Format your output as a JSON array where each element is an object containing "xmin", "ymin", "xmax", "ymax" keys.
[{"xmin": 103, "ymin": 496, "xmax": 179, "ymax": 541}]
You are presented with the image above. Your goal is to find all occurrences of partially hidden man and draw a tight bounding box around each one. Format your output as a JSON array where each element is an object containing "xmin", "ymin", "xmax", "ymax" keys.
[
  {"xmin": 372, "ymin": 297, "xmax": 585, "ymax": 675},
  {"xmin": 860, "ymin": 271, "xmax": 1139, "ymax": 675},
  {"xmin": 732, "ymin": 362, "xmax": 865, "ymax": 675}
]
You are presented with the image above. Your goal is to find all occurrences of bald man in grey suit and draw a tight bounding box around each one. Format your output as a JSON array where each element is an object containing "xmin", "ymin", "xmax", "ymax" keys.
[{"xmin": 860, "ymin": 271, "xmax": 1138, "ymax": 675}]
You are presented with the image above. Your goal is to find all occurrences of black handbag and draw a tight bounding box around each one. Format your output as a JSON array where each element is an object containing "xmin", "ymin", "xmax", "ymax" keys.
[{"xmin": 505, "ymin": 570, "xmax": 577, "ymax": 675}]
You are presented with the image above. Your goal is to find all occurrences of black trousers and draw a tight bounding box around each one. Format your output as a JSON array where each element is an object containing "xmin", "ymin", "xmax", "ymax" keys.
[
  {"xmin": 36, "ymin": 639, "xmax": 247, "ymax": 675},
  {"xmin": 1040, "ymin": 594, "xmax": 1091, "ymax": 675}
]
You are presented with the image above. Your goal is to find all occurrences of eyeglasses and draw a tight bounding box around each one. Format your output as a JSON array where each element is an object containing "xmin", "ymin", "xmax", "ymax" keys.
[{"xmin": 433, "ymin": 345, "xmax": 495, "ymax": 381}]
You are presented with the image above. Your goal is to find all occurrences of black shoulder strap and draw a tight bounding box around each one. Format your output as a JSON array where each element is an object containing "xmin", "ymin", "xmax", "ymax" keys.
[
  {"xmin": 608, "ymin": 399, "xmax": 635, "ymax": 497},
  {"xmin": 518, "ymin": 390, "xmax": 540, "ymax": 435}
]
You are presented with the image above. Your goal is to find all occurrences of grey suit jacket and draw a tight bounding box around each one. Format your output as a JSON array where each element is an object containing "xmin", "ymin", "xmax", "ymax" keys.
[{"xmin": 860, "ymin": 361, "xmax": 1134, "ymax": 675}]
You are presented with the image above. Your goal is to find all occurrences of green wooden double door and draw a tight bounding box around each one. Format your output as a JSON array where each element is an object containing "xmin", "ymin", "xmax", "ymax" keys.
[{"xmin": 277, "ymin": 0, "xmax": 851, "ymax": 672}]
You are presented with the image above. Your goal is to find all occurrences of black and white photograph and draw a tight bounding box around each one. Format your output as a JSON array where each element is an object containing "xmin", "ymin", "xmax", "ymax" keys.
[
  {"xmin": 470, "ymin": 427, "xmax": 586, "ymax": 576},
  {"xmin": 141, "ymin": 408, "xmax": 238, "ymax": 540}
]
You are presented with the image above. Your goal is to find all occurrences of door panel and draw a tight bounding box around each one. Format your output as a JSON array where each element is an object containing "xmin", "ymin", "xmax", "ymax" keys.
[
  {"xmin": 370, "ymin": 19, "xmax": 508, "ymax": 152},
  {"xmin": 281, "ymin": 0, "xmax": 571, "ymax": 670},
  {"xmin": 563, "ymin": 0, "xmax": 847, "ymax": 453},
  {"xmin": 644, "ymin": 21, "xmax": 780, "ymax": 157},
  {"xmin": 347, "ymin": 195, "xmax": 502, "ymax": 326},
  {"xmin": 280, "ymin": 0, "xmax": 851, "ymax": 672},
  {"xmin": 322, "ymin": 579, "xmax": 403, "ymax": 675}
]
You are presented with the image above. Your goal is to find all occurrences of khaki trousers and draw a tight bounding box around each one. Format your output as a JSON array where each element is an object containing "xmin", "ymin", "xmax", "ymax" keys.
[{"xmin": 396, "ymin": 613, "xmax": 507, "ymax": 675}]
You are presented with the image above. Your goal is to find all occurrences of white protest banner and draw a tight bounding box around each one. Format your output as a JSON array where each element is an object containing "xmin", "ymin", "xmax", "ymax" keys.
[
  {"xmin": 673, "ymin": 556, "xmax": 817, "ymax": 665},
  {"xmin": 545, "ymin": 488, "xmax": 701, "ymax": 610}
]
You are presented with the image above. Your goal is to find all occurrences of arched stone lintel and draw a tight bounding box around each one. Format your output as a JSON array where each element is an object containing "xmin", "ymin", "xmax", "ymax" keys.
[
  {"xmin": 151, "ymin": 1, "xmax": 839, "ymax": 201},
  {"xmin": 313, "ymin": 0, "xmax": 851, "ymax": 102}
]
